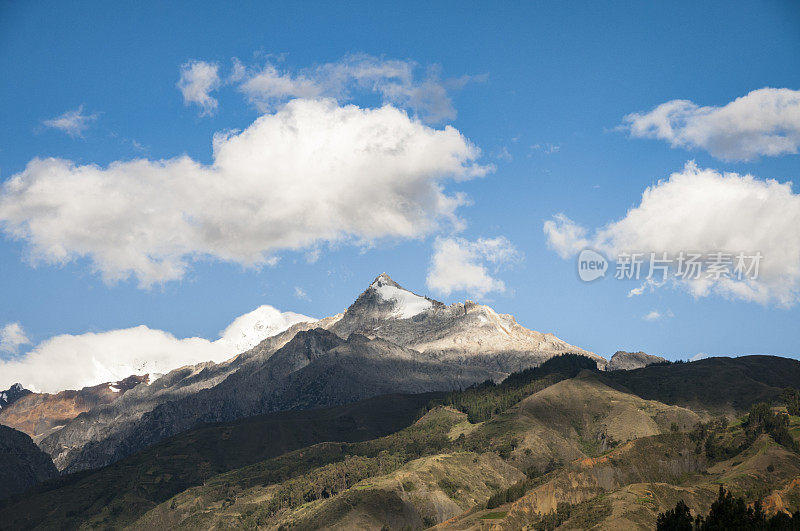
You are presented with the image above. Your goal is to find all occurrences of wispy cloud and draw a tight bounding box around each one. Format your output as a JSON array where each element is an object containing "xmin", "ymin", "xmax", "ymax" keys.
[
  {"xmin": 182, "ymin": 53, "xmax": 479, "ymax": 124},
  {"xmin": 531, "ymin": 143, "xmax": 560, "ymax": 155},
  {"xmin": 643, "ymin": 309, "xmax": 674, "ymax": 321},
  {"xmin": 294, "ymin": 287, "xmax": 310, "ymax": 301},
  {"xmin": 42, "ymin": 105, "xmax": 98, "ymax": 137}
]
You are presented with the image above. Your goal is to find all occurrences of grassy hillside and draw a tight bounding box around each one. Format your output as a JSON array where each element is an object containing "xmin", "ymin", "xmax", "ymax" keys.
[
  {"xmin": 0, "ymin": 392, "xmax": 441, "ymax": 529},
  {"xmin": 130, "ymin": 369, "xmax": 702, "ymax": 529},
  {"xmin": 4, "ymin": 354, "xmax": 800, "ymax": 530}
]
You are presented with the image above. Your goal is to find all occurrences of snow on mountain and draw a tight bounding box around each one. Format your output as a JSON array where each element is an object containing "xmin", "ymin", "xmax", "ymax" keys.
[
  {"xmin": 218, "ymin": 305, "xmax": 316, "ymax": 354},
  {"xmin": 371, "ymin": 273, "xmax": 433, "ymax": 318}
]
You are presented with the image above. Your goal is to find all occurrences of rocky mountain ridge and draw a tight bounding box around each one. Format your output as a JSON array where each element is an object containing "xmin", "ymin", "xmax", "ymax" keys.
[
  {"xmin": 0, "ymin": 383, "xmax": 31, "ymax": 411},
  {"xmin": 0, "ymin": 375, "xmax": 148, "ymax": 442}
]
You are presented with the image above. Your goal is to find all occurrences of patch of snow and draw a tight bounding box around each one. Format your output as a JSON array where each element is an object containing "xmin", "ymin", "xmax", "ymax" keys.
[
  {"xmin": 108, "ymin": 383, "xmax": 121, "ymax": 393},
  {"xmin": 373, "ymin": 283, "xmax": 432, "ymax": 319}
]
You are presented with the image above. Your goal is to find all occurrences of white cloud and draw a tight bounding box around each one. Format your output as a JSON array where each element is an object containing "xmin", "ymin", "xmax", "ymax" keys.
[
  {"xmin": 0, "ymin": 99, "xmax": 489, "ymax": 287},
  {"xmin": 234, "ymin": 54, "xmax": 465, "ymax": 123},
  {"xmin": 426, "ymin": 236, "xmax": 520, "ymax": 298},
  {"xmin": 643, "ymin": 309, "xmax": 673, "ymax": 321},
  {"xmin": 42, "ymin": 105, "xmax": 97, "ymax": 137},
  {"xmin": 543, "ymin": 162, "xmax": 800, "ymax": 307},
  {"xmin": 177, "ymin": 60, "xmax": 221, "ymax": 116},
  {"xmin": 690, "ymin": 352, "xmax": 710, "ymax": 362},
  {"xmin": 543, "ymin": 213, "xmax": 590, "ymax": 259},
  {"xmin": 622, "ymin": 88, "xmax": 800, "ymax": 161},
  {"xmin": 0, "ymin": 322, "xmax": 30, "ymax": 354},
  {"xmin": 0, "ymin": 306, "xmax": 313, "ymax": 393}
]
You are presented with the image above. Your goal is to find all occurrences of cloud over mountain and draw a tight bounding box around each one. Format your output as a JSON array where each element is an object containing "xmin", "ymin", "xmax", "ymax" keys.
[
  {"xmin": 0, "ymin": 305, "xmax": 313, "ymax": 393},
  {"xmin": 0, "ymin": 99, "xmax": 489, "ymax": 286}
]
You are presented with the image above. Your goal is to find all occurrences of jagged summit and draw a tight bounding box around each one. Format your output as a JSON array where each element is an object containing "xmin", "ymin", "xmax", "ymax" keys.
[
  {"xmin": 343, "ymin": 273, "xmax": 442, "ymax": 323},
  {"xmin": 329, "ymin": 273, "xmax": 605, "ymax": 371},
  {"xmin": 370, "ymin": 272, "xmax": 402, "ymax": 289},
  {"xmin": 0, "ymin": 383, "xmax": 31, "ymax": 411}
]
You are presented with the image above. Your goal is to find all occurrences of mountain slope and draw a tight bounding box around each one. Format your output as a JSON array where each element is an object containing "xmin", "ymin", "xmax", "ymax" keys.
[
  {"xmin": 0, "ymin": 383, "xmax": 31, "ymax": 411},
  {"xmin": 41, "ymin": 329, "xmax": 503, "ymax": 473},
  {"xmin": 606, "ymin": 355, "xmax": 800, "ymax": 414},
  {"xmin": 0, "ymin": 425, "xmax": 58, "ymax": 501},
  {"xmin": 0, "ymin": 392, "xmax": 441, "ymax": 528},
  {"xmin": 0, "ymin": 375, "xmax": 147, "ymax": 442}
]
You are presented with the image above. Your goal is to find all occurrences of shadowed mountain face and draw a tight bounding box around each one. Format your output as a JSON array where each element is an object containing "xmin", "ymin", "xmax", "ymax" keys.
[
  {"xmin": 606, "ymin": 355, "xmax": 800, "ymax": 414},
  {"xmin": 36, "ymin": 274, "xmax": 599, "ymax": 474},
  {"xmin": 0, "ymin": 392, "xmax": 441, "ymax": 528},
  {"xmin": 0, "ymin": 425, "xmax": 57, "ymax": 501}
]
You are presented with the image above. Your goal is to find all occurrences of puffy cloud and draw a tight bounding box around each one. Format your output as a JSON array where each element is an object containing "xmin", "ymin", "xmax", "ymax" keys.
[
  {"xmin": 0, "ymin": 99, "xmax": 489, "ymax": 286},
  {"xmin": 622, "ymin": 88, "xmax": 800, "ymax": 161},
  {"xmin": 42, "ymin": 105, "xmax": 97, "ymax": 137},
  {"xmin": 235, "ymin": 54, "xmax": 465, "ymax": 123},
  {"xmin": 0, "ymin": 322, "xmax": 30, "ymax": 354},
  {"xmin": 0, "ymin": 306, "xmax": 313, "ymax": 393},
  {"xmin": 426, "ymin": 236, "xmax": 520, "ymax": 298},
  {"xmin": 177, "ymin": 60, "xmax": 221, "ymax": 116},
  {"xmin": 543, "ymin": 162, "xmax": 800, "ymax": 306}
]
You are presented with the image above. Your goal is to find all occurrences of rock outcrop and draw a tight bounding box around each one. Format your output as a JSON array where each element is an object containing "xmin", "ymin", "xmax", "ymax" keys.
[{"xmin": 607, "ymin": 350, "xmax": 667, "ymax": 371}]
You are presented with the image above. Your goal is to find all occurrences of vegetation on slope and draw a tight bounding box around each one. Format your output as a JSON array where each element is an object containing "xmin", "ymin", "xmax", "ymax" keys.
[
  {"xmin": 606, "ymin": 355, "xmax": 800, "ymax": 413},
  {"xmin": 657, "ymin": 485, "xmax": 800, "ymax": 530},
  {"xmin": 431, "ymin": 353, "xmax": 599, "ymax": 422}
]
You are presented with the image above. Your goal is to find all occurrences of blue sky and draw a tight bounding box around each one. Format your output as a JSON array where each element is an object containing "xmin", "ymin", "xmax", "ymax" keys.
[{"xmin": 1, "ymin": 1, "xmax": 799, "ymax": 390}]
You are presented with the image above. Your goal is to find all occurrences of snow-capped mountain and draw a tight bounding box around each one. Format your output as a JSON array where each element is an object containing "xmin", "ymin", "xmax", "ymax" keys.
[
  {"xmin": 37, "ymin": 273, "xmax": 605, "ymax": 474},
  {"xmin": 330, "ymin": 273, "xmax": 606, "ymax": 371}
]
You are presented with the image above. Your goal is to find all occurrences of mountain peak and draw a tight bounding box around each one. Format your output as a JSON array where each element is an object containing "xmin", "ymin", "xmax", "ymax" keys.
[{"xmin": 370, "ymin": 272, "xmax": 401, "ymax": 289}]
